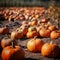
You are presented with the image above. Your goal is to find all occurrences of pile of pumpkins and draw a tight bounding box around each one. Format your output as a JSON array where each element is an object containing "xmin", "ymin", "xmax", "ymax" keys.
[
  {"xmin": 0, "ymin": 26, "xmax": 25, "ymax": 60},
  {"xmin": 0, "ymin": 7, "xmax": 60, "ymax": 60},
  {"xmin": 10, "ymin": 19, "xmax": 60, "ymax": 40},
  {"xmin": 0, "ymin": 18, "xmax": 60, "ymax": 60},
  {"xmin": 0, "ymin": 7, "xmax": 45, "ymax": 21},
  {"xmin": 27, "ymin": 37, "xmax": 60, "ymax": 58}
]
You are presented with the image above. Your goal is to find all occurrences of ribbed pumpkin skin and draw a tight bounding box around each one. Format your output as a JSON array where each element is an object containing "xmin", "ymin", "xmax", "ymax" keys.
[
  {"xmin": 50, "ymin": 31, "xmax": 60, "ymax": 39},
  {"xmin": 26, "ymin": 31, "xmax": 39, "ymax": 38},
  {"xmin": 27, "ymin": 38, "xmax": 44, "ymax": 52},
  {"xmin": 39, "ymin": 28, "xmax": 51, "ymax": 37},
  {"xmin": 11, "ymin": 31, "xmax": 23, "ymax": 39},
  {"xmin": 41, "ymin": 43, "xmax": 60, "ymax": 58},
  {"xmin": 1, "ymin": 46, "xmax": 25, "ymax": 60}
]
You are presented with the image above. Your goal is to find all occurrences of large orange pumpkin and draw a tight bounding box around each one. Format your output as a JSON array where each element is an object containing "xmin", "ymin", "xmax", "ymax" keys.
[
  {"xmin": 1, "ymin": 46, "xmax": 25, "ymax": 60},
  {"xmin": 41, "ymin": 42, "xmax": 60, "ymax": 58},
  {"xmin": 27, "ymin": 38, "xmax": 44, "ymax": 52}
]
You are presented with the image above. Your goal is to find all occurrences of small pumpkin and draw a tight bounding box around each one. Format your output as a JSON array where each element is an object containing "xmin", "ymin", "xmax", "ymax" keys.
[
  {"xmin": 0, "ymin": 27, "xmax": 9, "ymax": 34},
  {"xmin": 35, "ymin": 15, "xmax": 40, "ymax": 19},
  {"xmin": 41, "ymin": 42, "xmax": 60, "ymax": 58},
  {"xmin": 20, "ymin": 15, "xmax": 25, "ymax": 20},
  {"xmin": 22, "ymin": 21, "xmax": 28, "ymax": 26},
  {"xmin": 48, "ymin": 25, "xmax": 57, "ymax": 31},
  {"xmin": 28, "ymin": 26, "xmax": 37, "ymax": 32},
  {"xmin": 1, "ymin": 38, "xmax": 17, "ymax": 48},
  {"xmin": 50, "ymin": 30, "xmax": 60, "ymax": 39},
  {"xmin": 11, "ymin": 31, "xmax": 23, "ymax": 40},
  {"xmin": 40, "ymin": 18, "xmax": 48, "ymax": 23},
  {"xmin": 30, "ymin": 20, "xmax": 37, "ymax": 26},
  {"xmin": 27, "ymin": 38, "xmax": 44, "ymax": 52},
  {"xmin": 26, "ymin": 31, "xmax": 38, "ymax": 38},
  {"xmin": 1, "ymin": 43, "xmax": 25, "ymax": 60}
]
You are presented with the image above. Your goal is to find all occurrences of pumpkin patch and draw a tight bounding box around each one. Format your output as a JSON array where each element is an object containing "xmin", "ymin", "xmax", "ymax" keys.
[{"xmin": 0, "ymin": 6, "xmax": 60, "ymax": 60}]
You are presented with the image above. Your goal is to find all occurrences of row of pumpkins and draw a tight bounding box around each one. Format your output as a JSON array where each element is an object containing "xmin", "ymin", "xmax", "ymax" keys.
[
  {"xmin": 9, "ymin": 19, "xmax": 60, "ymax": 39},
  {"xmin": 1, "ymin": 7, "xmax": 46, "ymax": 21},
  {"xmin": 0, "ymin": 19, "xmax": 60, "ymax": 39},
  {"xmin": 0, "ymin": 18, "xmax": 60, "ymax": 60}
]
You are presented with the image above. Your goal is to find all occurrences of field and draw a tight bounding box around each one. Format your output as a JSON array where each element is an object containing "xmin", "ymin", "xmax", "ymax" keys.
[{"xmin": 0, "ymin": 7, "xmax": 60, "ymax": 60}]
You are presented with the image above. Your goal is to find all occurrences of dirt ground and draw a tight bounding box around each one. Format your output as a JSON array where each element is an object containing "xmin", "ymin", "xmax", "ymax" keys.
[{"xmin": 0, "ymin": 20, "xmax": 60, "ymax": 60}]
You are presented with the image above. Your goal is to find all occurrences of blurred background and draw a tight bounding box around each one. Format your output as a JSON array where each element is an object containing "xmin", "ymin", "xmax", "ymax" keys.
[{"xmin": 0, "ymin": 0, "xmax": 60, "ymax": 7}]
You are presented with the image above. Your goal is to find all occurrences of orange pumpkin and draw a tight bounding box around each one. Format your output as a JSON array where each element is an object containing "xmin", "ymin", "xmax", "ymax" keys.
[
  {"xmin": 28, "ymin": 26, "xmax": 37, "ymax": 32},
  {"xmin": 1, "ymin": 38, "xmax": 17, "ymax": 48},
  {"xmin": 40, "ymin": 18, "xmax": 48, "ymax": 23},
  {"xmin": 50, "ymin": 30, "xmax": 60, "ymax": 39},
  {"xmin": 48, "ymin": 25, "xmax": 57, "ymax": 31},
  {"xmin": 39, "ymin": 28, "xmax": 51, "ymax": 37},
  {"xmin": 20, "ymin": 15, "xmax": 25, "ymax": 20},
  {"xmin": 1, "ymin": 38, "xmax": 12, "ymax": 48},
  {"xmin": 27, "ymin": 38, "xmax": 44, "ymax": 52},
  {"xmin": 1, "ymin": 46, "xmax": 25, "ymax": 60},
  {"xmin": 11, "ymin": 31, "xmax": 23, "ymax": 40},
  {"xmin": 41, "ymin": 42, "xmax": 60, "ymax": 57},
  {"xmin": 26, "ymin": 31, "xmax": 39, "ymax": 38},
  {"xmin": 30, "ymin": 20, "xmax": 37, "ymax": 26},
  {"xmin": 35, "ymin": 15, "xmax": 40, "ymax": 19}
]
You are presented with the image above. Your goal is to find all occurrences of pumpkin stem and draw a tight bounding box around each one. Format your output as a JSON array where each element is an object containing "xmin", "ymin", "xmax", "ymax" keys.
[
  {"xmin": 50, "ymin": 41, "xmax": 53, "ymax": 44},
  {"xmin": 12, "ymin": 40, "xmax": 16, "ymax": 48},
  {"xmin": 34, "ymin": 36, "xmax": 37, "ymax": 40},
  {"xmin": 17, "ymin": 39, "xmax": 21, "ymax": 46}
]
